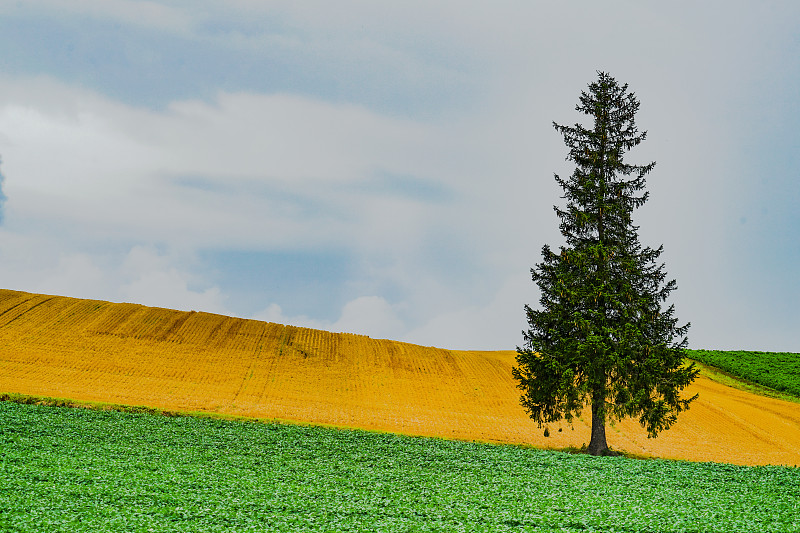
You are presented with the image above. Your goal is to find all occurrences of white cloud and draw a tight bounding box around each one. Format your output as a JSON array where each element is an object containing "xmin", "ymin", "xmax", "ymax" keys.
[
  {"xmin": 34, "ymin": 253, "xmax": 111, "ymax": 300},
  {"xmin": 404, "ymin": 274, "xmax": 535, "ymax": 350},
  {"xmin": 0, "ymin": 227, "xmax": 227, "ymax": 315},
  {"xmin": 0, "ymin": 78, "xmax": 447, "ymax": 249},
  {"xmin": 0, "ymin": 99, "xmax": 157, "ymax": 201},
  {"xmin": 332, "ymin": 296, "xmax": 405, "ymax": 340},
  {"xmin": 253, "ymin": 295, "xmax": 404, "ymax": 341},
  {"xmin": 118, "ymin": 246, "xmax": 228, "ymax": 313},
  {"xmin": 0, "ymin": 70, "xmax": 769, "ymax": 350},
  {"xmin": 158, "ymin": 92, "xmax": 431, "ymax": 184},
  {"xmin": 251, "ymin": 303, "xmax": 287, "ymax": 325},
  {"xmin": 0, "ymin": 2, "xmax": 798, "ymax": 352}
]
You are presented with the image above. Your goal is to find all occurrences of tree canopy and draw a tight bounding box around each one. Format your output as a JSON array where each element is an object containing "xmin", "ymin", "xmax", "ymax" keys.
[{"xmin": 513, "ymin": 71, "xmax": 698, "ymax": 456}]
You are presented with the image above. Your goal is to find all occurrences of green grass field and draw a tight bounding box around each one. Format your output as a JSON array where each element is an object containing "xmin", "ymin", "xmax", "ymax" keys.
[
  {"xmin": 2, "ymin": 401, "xmax": 798, "ymax": 532},
  {"xmin": 687, "ymin": 349, "xmax": 800, "ymax": 398}
]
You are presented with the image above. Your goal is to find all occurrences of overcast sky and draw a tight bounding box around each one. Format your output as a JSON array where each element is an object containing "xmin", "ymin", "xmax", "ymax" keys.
[{"xmin": 0, "ymin": 1, "xmax": 798, "ymax": 351}]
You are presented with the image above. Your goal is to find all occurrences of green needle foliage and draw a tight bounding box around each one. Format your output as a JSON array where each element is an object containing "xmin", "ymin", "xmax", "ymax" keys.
[{"xmin": 514, "ymin": 72, "xmax": 698, "ymax": 456}]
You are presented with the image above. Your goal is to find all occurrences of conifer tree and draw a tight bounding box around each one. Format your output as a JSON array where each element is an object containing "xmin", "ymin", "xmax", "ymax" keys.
[{"xmin": 513, "ymin": 72, "xmax": 698, "ymax": 456}]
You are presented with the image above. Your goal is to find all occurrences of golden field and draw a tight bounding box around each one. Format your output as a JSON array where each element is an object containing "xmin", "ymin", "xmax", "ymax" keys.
[{"xmin": 1, "ymin": 288, "xmax": 798, "ymax": 466}]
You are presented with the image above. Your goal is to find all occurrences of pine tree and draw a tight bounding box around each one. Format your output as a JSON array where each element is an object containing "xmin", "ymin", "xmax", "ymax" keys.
[{"xmin": 513, "ymin": 72, "xmax": 699, "ymax": 456}]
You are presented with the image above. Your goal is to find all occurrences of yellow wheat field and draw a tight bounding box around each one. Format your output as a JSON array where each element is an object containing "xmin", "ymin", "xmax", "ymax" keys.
[{"xmin": 1, "ymin": 288, "xmax": 798, "ymax": 466}]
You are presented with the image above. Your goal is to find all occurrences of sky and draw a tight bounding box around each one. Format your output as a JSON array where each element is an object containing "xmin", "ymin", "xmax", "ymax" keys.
[{"xmin": 0, "ymin": 1, "xmax": 798, "ymax": 351}]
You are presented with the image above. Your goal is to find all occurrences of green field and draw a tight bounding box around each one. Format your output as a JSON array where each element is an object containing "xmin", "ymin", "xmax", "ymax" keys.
[
  {"xmin": 1, "ymin": 401, "xmax": 798, "ymax": 532},
  {"xmin": 688, "ymin": 349, "xmax": 800, "ymax": 398}
]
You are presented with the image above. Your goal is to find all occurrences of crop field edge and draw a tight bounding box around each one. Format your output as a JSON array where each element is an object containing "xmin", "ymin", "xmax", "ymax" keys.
[
  {"xmin": 0, "ymin": 391, "xmax": 350, "ymax": 431},
  {"xmin": 0, "ymin": 391, "xmax": 673, "ymax": 464},
  {"xmin": 2, "ymin": 287, "xmax": 797, "ymax": 466},
  {"xmin": 686, "ymin": 359, "xmax": 800, "ymax": 404},
  {"xmin": 4, "ymin": 400, "xmax": 799, "ymax": 532}
]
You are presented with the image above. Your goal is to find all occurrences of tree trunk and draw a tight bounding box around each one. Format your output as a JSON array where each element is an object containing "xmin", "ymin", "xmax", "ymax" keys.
[{"xmin": 587, "ymin": 398, "xmax": 610, "ymax": 456}]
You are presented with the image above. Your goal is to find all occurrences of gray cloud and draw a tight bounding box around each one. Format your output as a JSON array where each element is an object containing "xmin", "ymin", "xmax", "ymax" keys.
[{"xmin": 0, "ymin": 2, "xmax": 798, "ymax": 351}]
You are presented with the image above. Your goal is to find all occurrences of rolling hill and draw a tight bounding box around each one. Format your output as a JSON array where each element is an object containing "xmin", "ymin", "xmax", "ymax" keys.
[{"xmin": 1, "ymin": 288, "xmax": 798, "ymax": 466}]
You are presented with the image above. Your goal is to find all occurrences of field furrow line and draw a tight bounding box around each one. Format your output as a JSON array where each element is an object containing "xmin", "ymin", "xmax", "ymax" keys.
[{"xmin": 1, "ymin": 288, "xmax": 799, "ymax": 466}]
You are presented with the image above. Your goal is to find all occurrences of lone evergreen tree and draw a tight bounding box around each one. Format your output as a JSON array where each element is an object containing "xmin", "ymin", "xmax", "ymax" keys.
[{"xmin": 513, "ymin": 72, "xmax": 698, "ymax": 456}]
